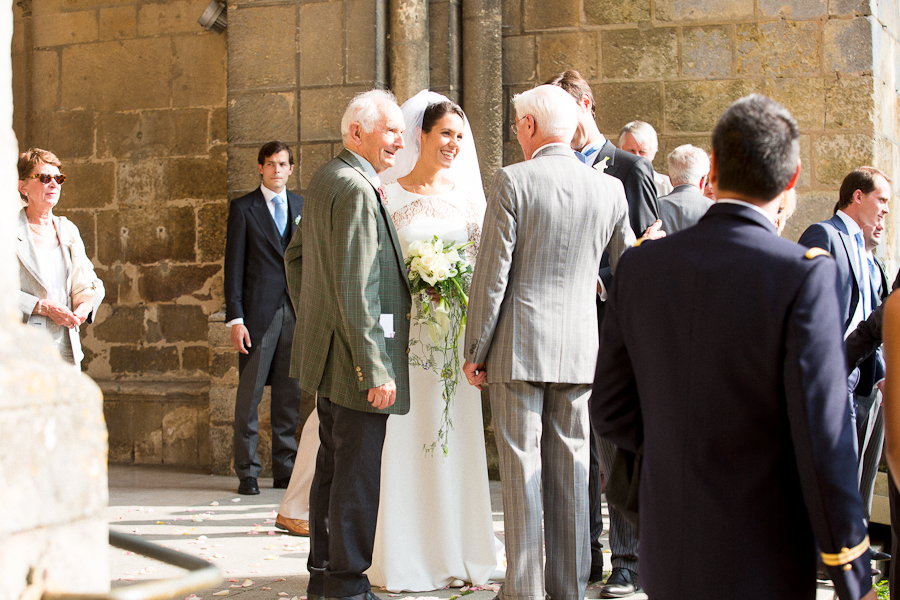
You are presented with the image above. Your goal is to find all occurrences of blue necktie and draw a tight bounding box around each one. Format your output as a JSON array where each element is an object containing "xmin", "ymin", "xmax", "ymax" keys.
[
  {"xmin": 854, "ymin": 232, "xmax": 871, "ymax": 315},
  {"xmin": 273, "ymin": 195, "xmax": 287, "ymax": 237}
]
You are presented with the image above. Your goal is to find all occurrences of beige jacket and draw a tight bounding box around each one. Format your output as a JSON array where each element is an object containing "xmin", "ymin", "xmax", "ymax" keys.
[{"xmin": 16, "ymin": 208, "xmax": 105, "ymax": 364}]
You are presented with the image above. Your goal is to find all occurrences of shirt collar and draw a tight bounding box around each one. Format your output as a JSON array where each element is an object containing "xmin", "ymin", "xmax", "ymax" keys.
[
  {"xmin": 835, "ymin": 210, "xmax": 862, "ymax": 238},
  {"xmin": 531, "ymin": 142, "xmax": 573, "ymax": 159},
  {"xmin": 579, "ymin": 135, "xmax": 607, "ymax": 156},
  {"xmin": 346, "ymin": 149, "xmax": 382, "ymax": 189},
  {"xmin": 259, "ymin": 184, "xmax": 284, "ymax": 204},
  {"xmin": 716, "ymin": 198, "xmax": 776, "ymax": 225}
]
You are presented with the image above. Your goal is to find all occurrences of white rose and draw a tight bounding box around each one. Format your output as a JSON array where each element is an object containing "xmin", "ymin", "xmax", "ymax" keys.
[
  {"xmin": 407, "ymin": 240, "xmax": 423, "ymax": 257},
  {"xmin": 443, "ymin": 248, "xmax": 462, "ymax": 264},
  {"xmin": 419, "ymin": 242, "xmax": 436, "ymax": 258}
]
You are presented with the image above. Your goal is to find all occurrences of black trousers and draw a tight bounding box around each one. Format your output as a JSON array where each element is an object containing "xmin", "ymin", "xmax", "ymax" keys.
[{"xmin": 307, "ymin": 396, "xmax": 388, "ymax": 598}]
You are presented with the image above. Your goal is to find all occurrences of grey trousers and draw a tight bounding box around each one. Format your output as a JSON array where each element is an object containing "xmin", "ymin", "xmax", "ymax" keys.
[
  {"xmin": 490, "ymin": 380, "xmax": 591, "ymax": 600},
  {"xmin": 855, "ymin": 387, "xmax": 884, "ymax": 521},
  {"xmin": 233, "ymin": 303, "xmax": 301, "ymax": 480},
  {"xmin": 597, "ymin": 434, "xmax": 639, "ymax": 573}
]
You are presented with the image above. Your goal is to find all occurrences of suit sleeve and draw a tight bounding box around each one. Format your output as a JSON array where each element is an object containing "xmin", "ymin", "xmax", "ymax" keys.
[
  {"xmin": 464, "ymin": 168, "xmax": 517, "ymax": 365},
  {"xmin": 845, "ymin": 270, "xmax": 900, "ymax": 369},
  {"xmin": 604, "ymin": 180, "xmax": 637, "ymax": 275},
  {"xmin": 65, "ymin": 218, "xmax": 105, "ymax": 323},
  {"xmin": 223, "ymin": 200, "xmax": 247, "ymax": 323},
  {"xmin": 783, "ymin": 258, "xmax": 872, "ymax": 600},
  {"xmin": 285, "ymin": 226, "xmax": 302, "ymax": 314},
  {"xmin": 332, "ymin": 183, "xmax": 394, "ymax": 390},
  {"xmin": 589, "ymin": 253, "xmax": 642, "ymax": 453},
  {"xmin": 623, "ymin": 156, "xmax": 659, "ymax": 235}
]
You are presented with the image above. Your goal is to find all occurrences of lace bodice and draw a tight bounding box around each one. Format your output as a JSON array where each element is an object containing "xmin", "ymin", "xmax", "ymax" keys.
[{"xmin": 383, "ymin": 182, "xmax": 484, "ymax": 264}]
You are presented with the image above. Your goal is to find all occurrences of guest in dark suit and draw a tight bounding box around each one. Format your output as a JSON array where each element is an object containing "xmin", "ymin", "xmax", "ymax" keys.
[
  {"xmin": 656, "ymin": 144, "xmax": 712, "ymax": 234},
  {"xmin": 224, "ymin": 141, "xmax": 304, "ymax": 495},
  {"xmin": 798, "ymin": 166, "xmax": 892, "ymax": 520},
  {"xmin": 546, "ymin": 69, "xmax": 658, "ymax": 597},
  {"xmin": 286, "ymin": 90, "xmax": 412, "ymax": 600},
  {"xmin": 591, "ymin": 94, "xmax": 874, "ymax": 600}
]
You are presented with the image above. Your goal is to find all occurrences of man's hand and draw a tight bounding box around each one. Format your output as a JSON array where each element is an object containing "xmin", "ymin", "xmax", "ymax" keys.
[
  {"xmin": 642, "ymin": 219, "xmax": 666, "ymax": 240},
  {"xmin": 463, "ymin": 360, "xmax": 486, "ymax": 390},
  {"xmin": 231, "ymin": 324, "xmax": 252, "ymax": 354},
  {"xmin": 368, "ymin": 380, "xmax": 397, "ymax": 409}
]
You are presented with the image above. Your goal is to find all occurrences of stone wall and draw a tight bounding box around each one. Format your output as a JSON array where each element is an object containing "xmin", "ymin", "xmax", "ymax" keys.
[
  {"xmin": 500, "ymin": 0, "xmax": 898, "ymax": 256},
  {"xmin": 2, "ymin": 0, "xmax": 109, "ymax": 596},
  {"xmin": 12, "ymin": 0, "xmax": 227, "ymax": 466}
]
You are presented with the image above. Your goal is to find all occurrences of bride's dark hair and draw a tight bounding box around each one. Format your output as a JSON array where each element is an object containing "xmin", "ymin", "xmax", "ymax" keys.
[{"xmin": 421, "ymin": 101, "xmax": 465, "ymax": 134}]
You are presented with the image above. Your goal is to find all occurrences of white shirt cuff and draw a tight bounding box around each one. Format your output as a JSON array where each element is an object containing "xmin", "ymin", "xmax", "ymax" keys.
[{"xmin": 226, "ymin": 318, "xmax": 244, "ymax": 327}]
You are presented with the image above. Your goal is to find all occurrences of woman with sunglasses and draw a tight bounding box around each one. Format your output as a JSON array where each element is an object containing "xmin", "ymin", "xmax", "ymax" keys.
[{"xmin": 16, "ymin": 147, "xmax": 104, "ymax": 368}]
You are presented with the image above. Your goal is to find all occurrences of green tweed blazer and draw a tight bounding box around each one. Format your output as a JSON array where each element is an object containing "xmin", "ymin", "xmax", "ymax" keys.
[{"xmin": 285, "ymin": 149, "xmax": 412, "ymax": 414}]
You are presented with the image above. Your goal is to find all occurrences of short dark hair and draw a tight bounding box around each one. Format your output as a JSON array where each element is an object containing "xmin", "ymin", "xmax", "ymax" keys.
[
  {"xmin": 544, "ymin": 70, "xmax": 595, "ymax": 117},
  {"xmin": 258, "ymin": 141, "xmax": 294, "ymax": 166},
  {"xmin": 836, "ymin": 166, "xmax": 891, "ymax": 211},
  {"xmin": 422, "ymin": 101, "xmax": 465, "ymax": 134},
  {"xmin": 711, "ymin": 94, "xmax": 800, "ymax": 202}
]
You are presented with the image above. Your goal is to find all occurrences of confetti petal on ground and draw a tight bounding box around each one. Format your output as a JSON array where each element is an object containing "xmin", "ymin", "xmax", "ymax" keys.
[
  {"xmin": 228, "ymin": 579, "xmax": 238, "ymax": 583},
  {"xmin": 277, "ymin": 593, "xmax": 289, "ymax": 596},
  {"xmin": 212, "ymin": 592, "xmax": 229, "ymax": 596},
  {"xmin": 265, "ymin": 555, "xmax": 279, "ymax": 560},
  {"xmin": 261, "ymin": 588, "xmax": 272, "ymax": 591},
  {"xmin": 268, "ymin": 531, "xmax": 276, "ymax": 535},
  {"xmin": 231, "ymin": 498, "xmax": 241, "ymax": 503},
  {"xmin": 241, "ymin": 580, "xmax": 254, "ymax": 587},
  {"xmin": 210, "ymin": 501, "xmax": 219, "ymax": 506}
]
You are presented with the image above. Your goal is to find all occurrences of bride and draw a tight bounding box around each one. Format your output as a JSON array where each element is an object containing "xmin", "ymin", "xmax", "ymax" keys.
[{"xmin": 366, "ymin": 90, "xmax": 505, "ymax": 592}]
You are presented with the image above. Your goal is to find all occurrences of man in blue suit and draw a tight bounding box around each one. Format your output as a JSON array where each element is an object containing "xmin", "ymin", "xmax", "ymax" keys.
[
  {"xmin": 591, "ymin": 95, "xmax": 874, "ymax": 600},
  {"xmin": 799, "ymin": 166, "xmax": 892, "ymax": 522},
  {"xmin": 224, "ymin": 141, "xmax": 304, "ymax": 495}
]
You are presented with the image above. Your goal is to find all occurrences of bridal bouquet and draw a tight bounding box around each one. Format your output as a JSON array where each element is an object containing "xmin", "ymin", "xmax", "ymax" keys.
[{"xmin": 405, "ymin": 236, "xmax": 474, "ymax": 457}]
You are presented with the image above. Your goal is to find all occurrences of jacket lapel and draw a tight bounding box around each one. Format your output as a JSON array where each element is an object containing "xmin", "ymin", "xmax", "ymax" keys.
[
  {"xmin": 592, "ymin": 141, "xmax": 619, "ymax": 177},
  {"xmin": 248, "ymin": 188, "xmax": 283, "ymax": 253},
  {"xmin": 338, "ymin": 151, "xmax": 411, "ymax": 293},
  {"xmin": 287, "ymin": 192, "xmax": 303, "ymax": 240},
  {"xmin": 16, "ymin": 209, "xmax": 49, "ymax": 293}
]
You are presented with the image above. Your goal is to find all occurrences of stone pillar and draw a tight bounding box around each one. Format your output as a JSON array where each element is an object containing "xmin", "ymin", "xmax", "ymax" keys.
[
  {"xmin": 462, "ymin": 0, "xmax": 502, "ymax": 187},
  {"xmin": 428, "ymin": 0, "xmax": 460, "ymax": 103},
  {"xmin": 389, "ymin": 0, "xmax": 429, "ymax": 103},
  {"xmin": 1, "ymin": 1, "xmax": 109, "ymax": 595}
]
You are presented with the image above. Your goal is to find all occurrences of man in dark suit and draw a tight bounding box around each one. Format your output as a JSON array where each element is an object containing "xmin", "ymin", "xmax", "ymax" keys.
[
  {"xmin": 224, "ymin": 141, "xmax": 304, "ymax": 495},
  {"xmin": 546, "ymin": 69, "xmax": 658, "ymax": 597},
  {"xmin": 798, "ymin": 166, "xmax": 892, "ymax": 521},
  {"xmin": 591, "ymin": 94, "xmax": 874, "ymax": 600},
  {"xmin": 286, "ymin": 90, "xmax": 411, "ymax": 600},
  {"xmin": 657, "ymin": 144, "xmax": 712, "ymax": 234}
]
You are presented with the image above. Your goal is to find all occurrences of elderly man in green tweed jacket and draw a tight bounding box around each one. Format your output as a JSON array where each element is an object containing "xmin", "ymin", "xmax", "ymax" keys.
[{"xmin": 284, "ymin": 89, "xmax": 411, "ymax": 600}]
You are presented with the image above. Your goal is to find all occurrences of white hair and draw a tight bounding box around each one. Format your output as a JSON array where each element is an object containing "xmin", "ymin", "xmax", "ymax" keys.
[
  {"xmin": 341, "ymin": 89, "xmax": 399, "ymax": 143},
  {"xmin": 666, "ymin": 144, "xmax": 710, "ymax": 187},
  {"xmin": 512, "ymin": 85, "xmax": 577, "ymax": 141},
  {"xmin": 618, "ymin": 120, "xmax": 659, "ymax": 152}
]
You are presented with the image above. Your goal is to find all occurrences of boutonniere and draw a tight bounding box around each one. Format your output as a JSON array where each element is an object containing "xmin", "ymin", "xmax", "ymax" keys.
[
  {"xmin": 593, "ymin": 156, "xmax": 610, "ymax": 174},
  {"xmin": 294, "ymin": 215, "xmax": 301, "ymax": 225}
]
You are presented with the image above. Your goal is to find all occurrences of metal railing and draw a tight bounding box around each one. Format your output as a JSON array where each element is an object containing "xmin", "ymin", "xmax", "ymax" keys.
[{"xmin": 43, "ymin": 530, "xmax": 221, "ymax": 600}]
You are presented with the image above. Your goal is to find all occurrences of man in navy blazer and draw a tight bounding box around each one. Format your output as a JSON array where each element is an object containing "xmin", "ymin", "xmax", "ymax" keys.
[
  {"xmin": 224, "ymin": 141, "xmax": 304, "ymax": 495},
  {"xmin": 799, "ymin": 166, "xmax": 892, "ymax": 521},
  {"xmin": 591, "ymin": 95, "xmax": 874, "ymax": 600}
]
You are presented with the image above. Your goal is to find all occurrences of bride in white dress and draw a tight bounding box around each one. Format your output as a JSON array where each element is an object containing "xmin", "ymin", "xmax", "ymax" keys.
[{"xmin": 366, "ymin": 90, "xmax": 505, "ymax": 592}]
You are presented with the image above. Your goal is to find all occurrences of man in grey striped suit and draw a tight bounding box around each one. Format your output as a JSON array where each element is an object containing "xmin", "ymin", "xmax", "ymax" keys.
[{"xmin": 463, "ymin": 84, "xmax": 635, "ymax": 600}]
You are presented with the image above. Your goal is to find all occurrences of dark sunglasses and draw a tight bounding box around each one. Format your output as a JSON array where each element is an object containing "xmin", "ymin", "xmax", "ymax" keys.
[{"xmin": 26, "ymin": 173, "xmax": 66, "ymax": 184}]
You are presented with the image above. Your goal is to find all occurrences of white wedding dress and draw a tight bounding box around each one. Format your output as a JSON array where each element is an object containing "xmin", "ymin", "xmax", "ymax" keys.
[{"xmin": 366, "ymin": 182, "xmax": 505, "ymax": 592}]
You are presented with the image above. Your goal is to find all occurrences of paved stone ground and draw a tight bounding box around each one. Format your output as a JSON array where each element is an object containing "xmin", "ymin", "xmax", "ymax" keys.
[{"xmin": 107, "ymin": 465, "xmax": 850, "ymax": 600}]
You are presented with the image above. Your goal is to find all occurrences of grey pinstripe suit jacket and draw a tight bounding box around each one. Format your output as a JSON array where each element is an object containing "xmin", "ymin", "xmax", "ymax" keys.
[
  {"xmin": 464, "ymin": 144, "xmax": 635, "ymax": 384},
  {"xmin": 286, "ymin": 149, "xmax": 412, "ymax": 414}
]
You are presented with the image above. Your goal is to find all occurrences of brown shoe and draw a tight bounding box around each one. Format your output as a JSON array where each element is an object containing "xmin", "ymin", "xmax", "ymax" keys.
[{"xmin": 275, "ymin": 513, "xmax": 310, "ymax": 537}]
